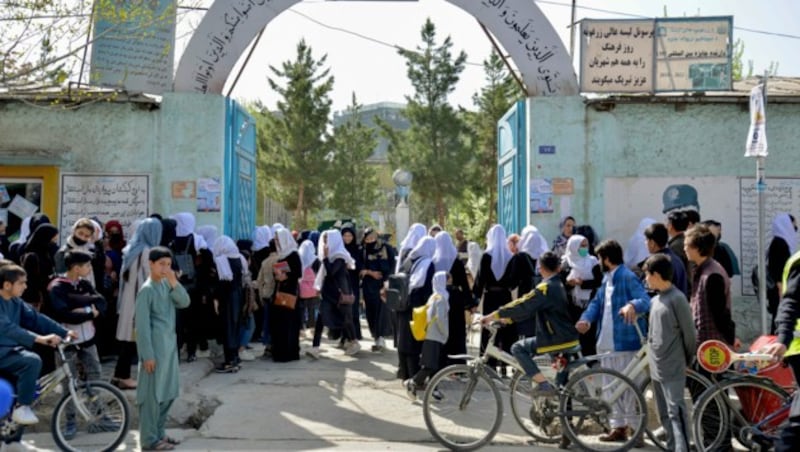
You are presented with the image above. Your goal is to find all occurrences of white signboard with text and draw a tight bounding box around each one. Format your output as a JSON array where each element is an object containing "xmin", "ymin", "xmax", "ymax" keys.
[{"xmin": 580, "ymin": 20, "xmax": 654, "ymax": 92}]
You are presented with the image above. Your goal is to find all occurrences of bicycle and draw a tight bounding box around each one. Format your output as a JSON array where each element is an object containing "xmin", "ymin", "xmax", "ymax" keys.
[
  {"xmin": 0, "ymin": 340, "xmax": 131, "ymax": 452},
  {"xmin": 421, "ymin": 321, "xmax": 648, "ymax": 452},
  {"xmin": 691, "ymin": 339, "xmax": 794, "ymax": 452}
]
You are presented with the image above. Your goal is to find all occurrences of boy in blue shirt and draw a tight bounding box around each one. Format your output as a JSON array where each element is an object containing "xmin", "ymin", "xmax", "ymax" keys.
[{"xmin": 0, "ymin": 263, "xmax": 74, "ymax": 425}]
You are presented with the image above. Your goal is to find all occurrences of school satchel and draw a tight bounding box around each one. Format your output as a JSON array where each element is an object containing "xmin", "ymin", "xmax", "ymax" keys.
[
  {"xmin": 339, "ymin": 291, "xmax": 356, "ymax": 305},
  {"xmin": 410, "ymin": 297, "xmax": 438, "ymax": 341},
  {"xmin": 386, "ymin": 258, "xmax": 413, "ymax": 312},
  {"xmin": 274, "ymin": 283, "xmax": 297, "ymax": 310},
  {"xmin": 173, "ymin": 239, "xmax": 197, "ymax": 290}
]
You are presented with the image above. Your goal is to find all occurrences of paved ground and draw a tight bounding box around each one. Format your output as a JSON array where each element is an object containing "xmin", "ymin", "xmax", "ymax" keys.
[{"xmin": 11, "ymin": 324, "xmax": 663, "ymax": 451}]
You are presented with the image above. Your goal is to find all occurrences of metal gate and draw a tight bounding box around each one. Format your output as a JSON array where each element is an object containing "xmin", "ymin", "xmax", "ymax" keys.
[
  {"xmin": 224, "ymin": 98, "xmax": 257, "ymax": 241},
  {"xmin": 497, "ymin": 100, "xmax": 527, "ymax": 234}
]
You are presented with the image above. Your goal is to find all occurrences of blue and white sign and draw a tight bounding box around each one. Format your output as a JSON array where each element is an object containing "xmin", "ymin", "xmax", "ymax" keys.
[{"xmin": 538, "ymin": 145, "xmax": 556, "ymax": 155}]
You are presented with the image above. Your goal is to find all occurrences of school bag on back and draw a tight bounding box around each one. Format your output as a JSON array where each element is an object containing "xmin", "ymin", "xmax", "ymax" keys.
[
  {"xmin": 386, "ymin": 258, "xmax": 413, "ymax": 312},
  {"xmin": 173, "ymin": 239, "xmax": 197, "ymax": 290}
]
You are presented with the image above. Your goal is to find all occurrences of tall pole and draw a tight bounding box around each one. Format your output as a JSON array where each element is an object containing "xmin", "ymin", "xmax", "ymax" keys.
[
  {"xmin": 757, "ymin": 71, "xmax": 768, "ymax": 335},
  {"xmin": 569, "ymin": 0, "xmax": 577, "ymax": 59}
]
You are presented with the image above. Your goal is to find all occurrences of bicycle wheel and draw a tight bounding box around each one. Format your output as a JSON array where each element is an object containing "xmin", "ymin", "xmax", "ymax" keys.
[
  {"xmin": 422, "ymin": 364, "xmax": 503, "ymax": 451},
  {"xmin": 509, "ymin": 371, "xmax": 561, "ymax": 443},
  {"xmin": 691, "ymin": 376, "xmax": 790, "ymax": 451},
  {"xmin": 51, "ymin": 380, "xmax": 131, "ymax": 452},
  {"xmin": 560, "ymin": 368, "xmax": 647, "ymax": 452},
  {"xmin": 641, "ymin": 368, "xmax": 711, "ymax": 450}
]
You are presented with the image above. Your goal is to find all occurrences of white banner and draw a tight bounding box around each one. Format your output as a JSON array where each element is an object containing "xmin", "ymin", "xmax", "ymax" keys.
[{"xmin": 745, "ymin": 84, "xmax": 768, "ymax": 157}]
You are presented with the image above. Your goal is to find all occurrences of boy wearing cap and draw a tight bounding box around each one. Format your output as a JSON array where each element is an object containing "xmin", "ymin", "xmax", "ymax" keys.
[{"xmin": 48, "ymin": 250, "xmax": 108, "ymax": 437}]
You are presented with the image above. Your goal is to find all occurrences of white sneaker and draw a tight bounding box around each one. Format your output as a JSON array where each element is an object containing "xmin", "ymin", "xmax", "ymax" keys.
[
  {"xmin": 239, "ymin": 349, "xmax": 256, "ymax": 361},
  {"xmin": 371, "ymin": 337, "xmax": 385, "ymax": 352},
  {"xmin": 12, "ymin": 405, "xmax": 39, "ymax": 425},
  {"xmin": 344, "ymin": 341, "xmax": 361, "ymax": 356},
  {"xmin": 305, "ymin": 347, "xmax": 321, "ymax": 360},
  {"xmin": 196, "ymin": 349, "xmax": 211, "ymax": 359}
]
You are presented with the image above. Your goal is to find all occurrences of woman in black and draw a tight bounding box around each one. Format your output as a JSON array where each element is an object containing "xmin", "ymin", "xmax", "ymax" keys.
[
  {"xmin": 506, "ymin": 225, "xmax": 549, "ymax": 338},
  {"xmin": 318, "ymin": 230, "xmax": 361, "ymax": 356},
  {"xmin": 361, "ymin": 228, "xmax": 393, "ymax": 351},
  {"xmin": 270, "ymin": 228, "xmax": 302, "ymax": 362},
  {"xmin": 767, "ymin": 213, "xmax": 797, "ymax": 332},
  {"xmin": 398, "ymin": 236, "xmax": 436, "ymax": 379},
  {"xmin": 212, "ymin": 235, "xmax": 249, "ymax": 372},
  {"xmin": 432, "ymin": 232, "xmax": 472, "ymax": 366},
  {"xmin": 473, "ymin": 224, "xmax": 514, "ymax": 376},
  {"xmin": 341, "ymin": 225, "xmax": 364, "ymax": 340}
]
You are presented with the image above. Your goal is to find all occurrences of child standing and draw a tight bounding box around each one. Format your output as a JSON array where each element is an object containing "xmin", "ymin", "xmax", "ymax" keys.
[
  {"xmin": 643, "ymin": 254, "xmax": 696, "ymax": 452},
  {"xmin": 405, "ymin": 270, "xmax": 449, "ymax": 400},
  {"xmin": 135, "ymin": 247, "xmax": 190, "ymax": 451},
  {"xmin": 0, "ymin": 264, "xmax": 72, "ymax": 425},
  {"xmin": 48, "ymin": 250, "xmax": 107, "ymax": 438}
]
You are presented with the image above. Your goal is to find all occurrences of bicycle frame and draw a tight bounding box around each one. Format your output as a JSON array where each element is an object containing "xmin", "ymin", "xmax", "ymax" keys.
[{"xmin": 34, "ymin": 343, "xmax": 93, "ymax": 420}]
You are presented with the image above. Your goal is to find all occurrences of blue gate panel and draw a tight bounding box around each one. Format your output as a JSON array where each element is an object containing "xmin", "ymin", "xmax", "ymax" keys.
[
  {"xmin": 224, "ymin": 98, "xmax": 257, "ymax": 241},
  {"xmin": 496, "ymin": 100, "xmax": 527, "ymax": 234}
]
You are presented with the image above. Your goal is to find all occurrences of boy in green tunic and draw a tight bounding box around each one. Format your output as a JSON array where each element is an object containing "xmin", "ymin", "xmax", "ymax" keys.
[{"xmin": 135, "ymin": 247, "xmax": 190, "ymax": 451}]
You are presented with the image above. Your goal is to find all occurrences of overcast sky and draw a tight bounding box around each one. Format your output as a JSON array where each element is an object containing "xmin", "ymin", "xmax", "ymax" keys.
[{"xmin": 175, "ymin": 0, "xmax": 799, "ymax": 112}]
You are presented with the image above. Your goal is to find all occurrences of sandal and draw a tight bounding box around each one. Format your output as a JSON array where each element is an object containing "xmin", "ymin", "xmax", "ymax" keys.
[
  {"xmin": 143, "ymin": 439, "xmax": 174, "ymax": 450},
  {"xmin": 111, "ymin": 378, "xmax": 137, "ymax": 390},
  {"xmin": 162, "ymin": 435, "xmax": 181, "ymax": 445}
]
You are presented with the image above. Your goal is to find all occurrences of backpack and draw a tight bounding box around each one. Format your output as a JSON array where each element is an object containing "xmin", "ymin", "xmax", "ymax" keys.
[
  {"xmin": 299, "ymin": 267, "xmax": 318, "ymax": 299},
  {"xmin": 173, "ymin": 239, "xmax": 197, "ymax": 290},
  {"xmin": 386, "ymin": 258, "xmax": 413, "ymax": 312},
  {"xmin": 410, "ymin": 297, "xmax": 437, "ymax": 341}
]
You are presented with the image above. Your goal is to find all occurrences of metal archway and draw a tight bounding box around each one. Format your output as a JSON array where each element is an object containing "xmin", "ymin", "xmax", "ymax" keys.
[{"xmin": 173, "ymin": 0, "xmax": 577, "ymax": 96}]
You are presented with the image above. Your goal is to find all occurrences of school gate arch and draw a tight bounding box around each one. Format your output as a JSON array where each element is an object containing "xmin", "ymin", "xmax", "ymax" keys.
[
  {"xmin": 174, "ymin": 0, "xmax": 578, "ymax": 97},
  {"xmin": 174, "ymin": 0, "xmax": 578, "ymax": 235}
]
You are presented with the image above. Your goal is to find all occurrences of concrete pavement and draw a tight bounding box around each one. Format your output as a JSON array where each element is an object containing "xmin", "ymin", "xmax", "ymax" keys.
[{"xmin": 14, "ymin": 328, "xmax": 662, "ymax": 451}]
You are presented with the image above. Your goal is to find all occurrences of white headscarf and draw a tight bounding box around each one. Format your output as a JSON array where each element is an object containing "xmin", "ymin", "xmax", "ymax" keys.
[
  {"xmin": 298, "ymin": 240, "xmax": 317, "ymax": 272},
  {"xmin": 314, "ymin": 229, "xmax": 355, "ymax": 291},
  {"xmin": 409, "ymin": 236, "xmax": 436, "ymax": 290},
  {"xmin": 429, "ymin": 270, "xmax": 450, "ymax": 320},
  {"xmin": 432, "ymin": 231, "xmax": 458, "ymax": 272},
  {"xmin": 485, "ymin": 224, "xmax": 512, "ymax": 280},
  {"xmin": 396, "ymin": 223, "xmax": 427, "ymax": 272},
  {"xmin": 563, "ymin": 234, "xmax": 598, "ymax": 303},
  {"xmin": 171, "ymin": 212, "xmax": 206, "ymax": 250},
  {"xmin": 772, "ymin": 213, "xmax": 798, "ymax": 254},
  {"xmin": 251, "ymin": 226, "xmax": 272, "ymax": 252},
  {"xmin": 518, "ymin": 225, "xmax": 548, "ymax": 259},
  {"xmin": 271, "ymin": 223, "xmax": 285, "ymax": 235},
  {"xmin": 90, "ymin": 219, "xmax": 103, "ymax": 242},
  {"xmin": 196, "ymin": 225, "xmax": 219, "ymax": 250},
  {"xmin": 466, "ymin": 241, "xmax": 482, "ymax": 278},
  {"xmin": 624, "ymin": 217, "xmax": 656, "ymax": 268},
  {"xmin": 275, "ymin": 227, "xmax": 298, "ymax": 260},
  {"xmin": 212, "ymin": 235, "xmax": 248, "ymax": 281}
]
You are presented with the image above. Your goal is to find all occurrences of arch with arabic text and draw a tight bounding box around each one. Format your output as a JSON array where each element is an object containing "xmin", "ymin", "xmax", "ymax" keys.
[{"xmin": 173, "ymin": 0, "xmax": 577, "ymax": 97}]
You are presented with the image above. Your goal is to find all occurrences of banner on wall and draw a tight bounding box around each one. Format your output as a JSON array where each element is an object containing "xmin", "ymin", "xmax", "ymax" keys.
[
  {"xmin": 745, "ymin": 84, "xmax": 768, "ymax": 157},
  {"xmin": 580, "ymin": 16, "xmax": 732, "ymax": 93}
]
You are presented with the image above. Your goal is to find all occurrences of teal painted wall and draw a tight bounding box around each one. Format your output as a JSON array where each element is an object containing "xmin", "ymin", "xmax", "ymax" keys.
[
  {"xmin": 0, "ymin": 92, "xmax": 226, "ymax": 230},
  {"xmin": 525, "ymin": 95, "xmax": 800, "ymax": 342}
]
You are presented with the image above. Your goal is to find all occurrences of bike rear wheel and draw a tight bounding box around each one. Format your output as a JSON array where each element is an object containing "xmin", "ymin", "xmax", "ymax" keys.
[
  {"xmin": 560, "ymin": 368, "xmax": 647, "ymax": 452},
  {"xmin": 641, "ymin": 368, "xmax": 711, "ymax": 450},
  {"xmin": 509, "ymin": 370, "xmax": 562, "ymax": 443},
  {"xmin": 51, "ymin": 380, "xmax": 131, "ymax": 452},
  {"xmin": 691, "ymin": 376, "xmax": 790, "ymax": 451},
  {"xmin": 422, "ymin": 364, "xmax": 503, "ymax": 451}
]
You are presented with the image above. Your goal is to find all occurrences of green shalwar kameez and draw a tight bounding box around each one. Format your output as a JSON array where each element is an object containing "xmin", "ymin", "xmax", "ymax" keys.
[{"xmin": 135, "ymin": 278, "xmax": 190, "ymax": 448}]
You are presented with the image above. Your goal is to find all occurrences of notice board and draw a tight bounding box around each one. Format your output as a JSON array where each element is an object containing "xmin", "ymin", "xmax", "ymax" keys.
[{"xmin": 59, "ymin": 174, "xmax": 149, "ymax": 244}]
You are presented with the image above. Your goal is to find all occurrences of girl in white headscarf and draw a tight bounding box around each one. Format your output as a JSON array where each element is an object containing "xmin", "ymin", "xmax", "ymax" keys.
[
  {"xmin": 466, "ymin": 241, "xmax": 482, "ymax": 284},
  {"xmin": 268, "ymin": 228, "xmax": 303, "ymax": 363},
  {"xmin": 397, "ymin": 236, "xmax": 436, "ymax": 380},
  {"xmin": 396, "ymin": 223, "xmax": 427, "ymax": 273},
  {"xmin": 313, "ymin": 230, "xmax": 360, "ymax": 356},
  {"xmin": 297, "ymin": 240, "xmax": 320, "ymax": 342},
  {"xmin": 211, "ymin": 236, "xmax": 249, "ymax": 372},
  {"xmin": 405, "ymin": 270, "xmax": 450, "ymax": 399},
  {"xmin": 624, "ymin": 218, "xmax": 657, "ymax": 271},
  {"xmin": 171, "ymin": 212, "xmax": 207, "ymax": 251},
  {"xmin": 432, "ymin": 232, "xmax": 473, "ymax": 365},
  {"xmin": 561, "ymin": 234, "xmax": 602, "ymax": 358},
  {"xmin": 473, "ymin": 224, "xmax": 515, "ymax": 376},
  {"xmin": 505, "ymin": 225, "xmax": 549, "ymax": 338}
]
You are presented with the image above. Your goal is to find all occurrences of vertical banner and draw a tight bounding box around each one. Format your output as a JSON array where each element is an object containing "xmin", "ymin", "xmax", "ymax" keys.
[{"xmin": 745, "ymin": 84, "xmax": 768, "ymax": 157}]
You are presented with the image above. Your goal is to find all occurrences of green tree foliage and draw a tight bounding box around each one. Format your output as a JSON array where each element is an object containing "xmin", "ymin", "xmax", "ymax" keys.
[
  {"xmin": 328, "ymin": 94, "xmax": 380, "ymax": 219},
  {"xmin": 385, "ymin": 18, "xmax": 471, "ymax": 227},
  {"xmin": 732, "ymin": 38, "xmax": 745, "ymax": 81},
  {"xmin": 256, "ymin": 39, "xmax": 334, "ymax": 229},
  {"xmin": 456, "ymin": 50, "xmax": 520, "ymax": 236}
]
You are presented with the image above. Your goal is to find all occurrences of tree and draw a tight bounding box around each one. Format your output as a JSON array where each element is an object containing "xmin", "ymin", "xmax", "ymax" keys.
[
  {"xmin": 327, "ymin": 94, "xmax": 380, "ymax": 219},
  {"xmin": 457, "ymin": 50, "xmax": 520, "ymax": 234},
  {"xmin": 384, "ymin": 18, "xmax": 470, "ymax": 227},
  {"xmin": 256, "ymin": 39, "xmax": 334, "ymax": 229}
]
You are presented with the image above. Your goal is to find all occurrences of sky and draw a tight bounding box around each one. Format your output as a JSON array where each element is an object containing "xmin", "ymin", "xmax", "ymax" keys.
[{"xmin": 174, "ymin": 0, "xmax": 800, "ymax": 113}]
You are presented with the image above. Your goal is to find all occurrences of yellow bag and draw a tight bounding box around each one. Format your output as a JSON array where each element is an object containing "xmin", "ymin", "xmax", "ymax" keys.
[{"xmin": 410, "ymin": 295, "xmax": 438, "ymax": 341}]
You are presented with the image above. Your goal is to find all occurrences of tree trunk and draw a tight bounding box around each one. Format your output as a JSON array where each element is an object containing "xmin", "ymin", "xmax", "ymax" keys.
[
  {"xmin": 295, "ymin": 181, "xmax": 305, "ymax": 229},
  {"xmin": 436, "ymin": 195, "xmax": 446, "ymax": 228}
]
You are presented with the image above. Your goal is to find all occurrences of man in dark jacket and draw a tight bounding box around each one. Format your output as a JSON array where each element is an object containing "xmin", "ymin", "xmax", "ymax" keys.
[{"xmin": 481, "ymin": 252, "xmax": 579, "ymax": 396}]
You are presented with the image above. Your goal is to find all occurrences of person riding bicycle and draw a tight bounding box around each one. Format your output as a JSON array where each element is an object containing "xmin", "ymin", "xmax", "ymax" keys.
[
  {"xmin": 762, "ymin": 249, "xmax": 800, "ymax": 451},
  {"xmin": 0, "ymin": 264, "xmax": 75, "ymax": 426},
  {"xmin": 481, "ymin": 251, "xmax": 579, "ymax": 396}
]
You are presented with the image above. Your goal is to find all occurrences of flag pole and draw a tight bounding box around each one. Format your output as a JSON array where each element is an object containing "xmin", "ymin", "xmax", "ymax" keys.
[{"xmin": 757, "ymin": 71, "xmax": 768, "ymax": 335}]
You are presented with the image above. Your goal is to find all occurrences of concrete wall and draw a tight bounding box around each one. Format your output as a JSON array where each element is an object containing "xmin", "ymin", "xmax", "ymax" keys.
[
  {"xmin": 0, "ymin": 92, "xmax": 226, "ymax": 233},
  {"xmin": 525, "ymin": 95, "xmax": 800, "ymax": 342}
]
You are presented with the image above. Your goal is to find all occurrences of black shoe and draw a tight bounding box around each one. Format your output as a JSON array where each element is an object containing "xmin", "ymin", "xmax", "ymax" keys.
[
  {"xmin": 403, "ymin": 379, "xmax": 417, "ymax": 401},
  {"xmin": 186, "ymin": 354, "xmax": 197, "ymax": 363},
  {"xmin": 215, "ymin": 363, "xmax": 239, "ymax": 373}
]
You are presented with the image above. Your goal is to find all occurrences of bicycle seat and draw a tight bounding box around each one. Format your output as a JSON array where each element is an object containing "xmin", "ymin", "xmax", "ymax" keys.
[{"xmin": 548, "ymin": 344, "xmax": 582, "ymax": 357}]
